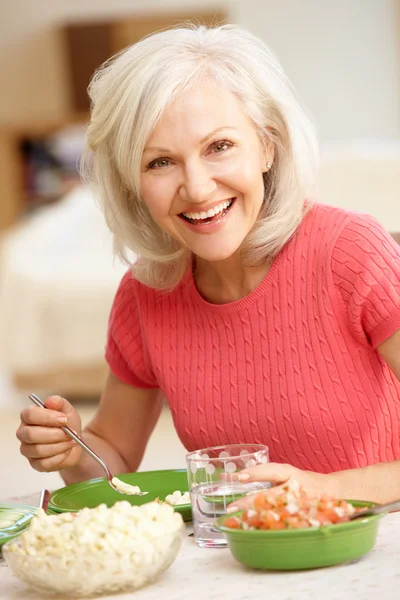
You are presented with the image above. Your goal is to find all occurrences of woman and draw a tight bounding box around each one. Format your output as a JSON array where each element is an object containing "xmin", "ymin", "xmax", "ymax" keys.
[{"xmin": 17, "ymin": 25, "xmax": 400, "ymax": 503}]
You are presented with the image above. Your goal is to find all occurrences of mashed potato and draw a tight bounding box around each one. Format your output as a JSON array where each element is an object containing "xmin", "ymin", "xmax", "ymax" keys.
[{"xmin": 5, "ymin": 501, "xmax": 184, "ymax": 597}]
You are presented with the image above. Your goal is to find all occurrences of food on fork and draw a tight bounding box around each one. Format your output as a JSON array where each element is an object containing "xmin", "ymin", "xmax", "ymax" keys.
[
  {"xmin": 111, "ymin": 477, "xmax": 142, "ymax": 495},
  {"xmin": 224, "ymin": 479, "xmax": 361, "ymax": 530}
]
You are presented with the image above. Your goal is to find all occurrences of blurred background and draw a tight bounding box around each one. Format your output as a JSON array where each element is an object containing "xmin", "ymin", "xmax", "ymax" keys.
[{"xmin": 0, "ymin": 0, "xmax": 399, "ymax": 497}]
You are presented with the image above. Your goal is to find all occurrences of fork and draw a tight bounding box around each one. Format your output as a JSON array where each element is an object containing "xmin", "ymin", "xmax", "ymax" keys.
[{"xmin": 28, "ymin": 394, "xmax": 148, "ymax": 496}]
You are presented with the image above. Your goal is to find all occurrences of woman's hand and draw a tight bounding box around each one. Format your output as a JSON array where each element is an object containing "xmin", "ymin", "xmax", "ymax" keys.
[
  {"xmin": 226, "ymin": 462, "xmax": 336, "ymax": 512},
  {"xmin": 16, "ymin": 395, "xmax": 83, "ymax": 472}
]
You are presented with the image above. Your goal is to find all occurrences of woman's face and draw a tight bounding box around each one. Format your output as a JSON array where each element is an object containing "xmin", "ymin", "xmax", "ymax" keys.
[{"xmin": 140, "ymin": 81, "xmax": 273, "ymax": 262}]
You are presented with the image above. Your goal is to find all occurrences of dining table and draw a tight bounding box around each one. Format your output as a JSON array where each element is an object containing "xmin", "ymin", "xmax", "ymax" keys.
[{"xmin": 1, "ymin": 489, "xmax": 399, "ymax": 600}]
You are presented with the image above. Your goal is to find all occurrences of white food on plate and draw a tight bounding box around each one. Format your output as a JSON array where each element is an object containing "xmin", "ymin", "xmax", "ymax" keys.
[
  {"xmin": 111, "ymin": 476, "xmax": 142, "ymax": 495},
  {"xmin": 165, "ymin": 490, "xmax": 191, "ymax": 505},
  {"xmin": 4, "ymin": 501, "xmax": 184, "ymax": 597}
]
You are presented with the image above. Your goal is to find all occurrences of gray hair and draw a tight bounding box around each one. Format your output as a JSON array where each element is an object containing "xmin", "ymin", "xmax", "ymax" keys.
[{"xmin": 81, "ymin": 24, "xmax": 319, "ymax": 289}]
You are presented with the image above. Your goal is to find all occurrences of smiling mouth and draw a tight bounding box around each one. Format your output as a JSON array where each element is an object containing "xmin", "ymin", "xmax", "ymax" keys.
[{"xmin": 179, "ymin": 198, "xmax": 236, "ymax": 224}]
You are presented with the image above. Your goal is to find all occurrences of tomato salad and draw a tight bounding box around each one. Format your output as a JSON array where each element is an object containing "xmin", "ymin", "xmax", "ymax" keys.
[{"xmin": 224, "ymin": 479, "xmax": 360, "ymax": 531}]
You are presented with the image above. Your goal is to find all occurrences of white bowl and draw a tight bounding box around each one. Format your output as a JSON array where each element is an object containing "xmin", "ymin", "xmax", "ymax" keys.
[
  {"xmin": 4, "ymin": 525, "xmax": 184, "ymax": 597},
  {"xmin": 3, "ymin": 505, "xmax": 184, "ymax": 597}
]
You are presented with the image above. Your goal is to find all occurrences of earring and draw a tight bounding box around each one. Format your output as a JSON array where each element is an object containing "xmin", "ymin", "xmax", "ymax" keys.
[{"xmin": 265, "ymin": 161, "xmax": 272, "ymax": 172}]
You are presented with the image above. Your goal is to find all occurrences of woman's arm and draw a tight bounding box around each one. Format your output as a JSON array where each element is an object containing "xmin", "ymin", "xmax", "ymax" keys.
[
  {"xmin": 61, "ymin": 370, "xmax": 162, "ymax": 485},
  {"xmin": 228, "ymin": 458, "xmax": 400, "ymax": 510},
  {"xmin": 329, "ymin": 328, "xmax": 400, "ymax": 502},
  {"xmin": 378, "ymin": 328, "xmax": 400, "ymax": 380}
]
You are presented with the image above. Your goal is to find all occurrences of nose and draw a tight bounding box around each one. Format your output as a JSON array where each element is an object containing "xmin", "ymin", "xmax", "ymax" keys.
[{"xmin": 179, "ymin": 162, "xmax": 216, "ymax": 204}]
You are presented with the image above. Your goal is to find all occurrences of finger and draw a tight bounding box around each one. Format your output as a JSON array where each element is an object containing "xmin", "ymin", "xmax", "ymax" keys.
[
  {"xmin": 226, "ymin": 493, "xmax": 258, "ymax": 513},
  {"xmin": 20, "ymin": 406, "xmax": 68, "ymax": 427},
  {"xmin": 227, "ymin": 484, "xmax": 286, "ymax": 513},
  {"xmin": 221, "ymin": 463, "xmax": 294, "ymax": 484},
  {"xmin": 16, "ymin": 425, "xmax": 71, "ymax": 444},
  {"xmin": 43, "ymin": 395, "xmax": 72, "ymax": 414},
  {"xmin": 29, "ymin": 449, "xmax": 73, "ymax": 473},
  {"xmin": 20, "ymin": 440, "xmax": 76, "ymax": 460}
]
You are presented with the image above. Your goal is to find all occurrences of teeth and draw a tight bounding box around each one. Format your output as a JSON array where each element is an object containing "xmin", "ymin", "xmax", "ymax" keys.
[{"xmin": 182, "ymin": 199, "xmax": 233, "ymax": 221}]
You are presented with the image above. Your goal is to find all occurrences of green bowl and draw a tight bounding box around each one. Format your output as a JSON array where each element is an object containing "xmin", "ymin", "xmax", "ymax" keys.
[{"xmin": 215, "ymin": 500, "xmax": 384, "ymax": 570}]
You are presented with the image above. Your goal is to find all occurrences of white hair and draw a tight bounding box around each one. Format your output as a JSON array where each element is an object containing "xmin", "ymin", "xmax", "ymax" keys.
[{"xmin": 81, "ymin": 24, "xmax": 319, "ymax": 289}]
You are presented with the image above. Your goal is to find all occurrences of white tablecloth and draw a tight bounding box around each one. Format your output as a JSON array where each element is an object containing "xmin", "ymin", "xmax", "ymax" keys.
[{"xmin": 1, "ymin": 491, "xmax": 399, "ymax": 600}]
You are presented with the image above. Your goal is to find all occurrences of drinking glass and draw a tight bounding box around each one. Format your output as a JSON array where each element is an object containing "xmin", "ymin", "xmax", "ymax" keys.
[{"xmin": 186, "ymin": 444, "xmax": 269, "ymax": 548}]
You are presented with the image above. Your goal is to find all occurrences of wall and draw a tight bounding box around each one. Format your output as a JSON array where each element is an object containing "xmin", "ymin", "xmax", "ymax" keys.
[
  {"xmin": 1, "ymin": 0, "xmax": 400, "ymax": 142},
  {"xmin": 237, "ymin": 0, "xmax": 400, "ymax": 142},
  {"xmin": 0, "ymin": 0, "xmax": 233, "ymax": 124}
]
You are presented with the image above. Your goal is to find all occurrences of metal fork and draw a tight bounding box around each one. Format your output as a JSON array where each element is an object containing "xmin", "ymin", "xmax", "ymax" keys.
[{"xmin": 28, "ymin": 394, "xmax": 148, "ymax": 496}]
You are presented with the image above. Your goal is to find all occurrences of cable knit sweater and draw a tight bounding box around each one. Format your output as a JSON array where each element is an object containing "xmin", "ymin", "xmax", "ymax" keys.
[{"xmin": 105, "ymin": 204, "xmax": 400, "ymax": 473}]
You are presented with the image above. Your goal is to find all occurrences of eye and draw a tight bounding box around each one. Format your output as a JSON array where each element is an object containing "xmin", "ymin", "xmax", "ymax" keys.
[
  {"xmin": 146, "ymin": 157, "xmax": 172, "ymax": 170},
  {"xmin": 210, "ymin": 140, "xmax": 233, "ymax": 154}
]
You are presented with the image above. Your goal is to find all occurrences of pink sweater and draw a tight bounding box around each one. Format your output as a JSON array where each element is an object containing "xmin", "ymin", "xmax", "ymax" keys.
[{"xmin": 106, "ymin": 204, "xmax": 400, "ymax": 473}]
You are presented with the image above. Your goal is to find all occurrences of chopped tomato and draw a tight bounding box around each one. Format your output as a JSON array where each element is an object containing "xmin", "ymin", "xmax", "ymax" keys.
[
  {"xmin": 243, "ymin": 513, "xmax": 263, "ymax": 528},
  {"xmin": 223, "ymin": 480, "xmax": 359, "ymax": 531},
  {"xmin": 253, "ymin": 493, "xmax": 268, "ymax": 510},
  {"xmin": 266, "ymin": 519, "xmax": 286, "ymax": 530},
  {"xmin": 223, "ymin": 517, "xmax": 241, "ymax": 529}
]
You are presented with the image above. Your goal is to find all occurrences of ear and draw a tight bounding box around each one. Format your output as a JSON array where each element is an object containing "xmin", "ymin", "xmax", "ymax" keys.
[{"xmin": 261, "ymin": 136, "xmax": 275, "ymax": 173}]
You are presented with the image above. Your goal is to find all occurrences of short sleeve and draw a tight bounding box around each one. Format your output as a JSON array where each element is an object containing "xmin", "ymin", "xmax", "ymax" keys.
[
  {"xmin": 105, "ymin": 271, "xmax": 159, "ymax": 388},
  {"xmin": 331, "ymin": 213, "xmax": 400, "ymax": 348}
]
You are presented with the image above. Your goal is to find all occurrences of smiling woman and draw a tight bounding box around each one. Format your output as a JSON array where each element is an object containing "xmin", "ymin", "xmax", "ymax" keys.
[
  {"xmin": 81, "ymin": 24, "xmax": 318, "ymax": 290},
  {"xmin": 16, "ymin": 24, "xmax": 400, "ymax": 507}
]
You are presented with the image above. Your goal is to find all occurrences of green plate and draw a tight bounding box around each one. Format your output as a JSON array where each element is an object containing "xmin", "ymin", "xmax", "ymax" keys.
[
  {"xmin": 215, "ymin": 500, "xmax": 383, "ymax": 570},
  {"xmin": 0, "ymin": 504, "xmax": 56, "ymax": 549},
  {"xmin": 49, "ymin": 469, "xmax": 192, "ymax": 521}
]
